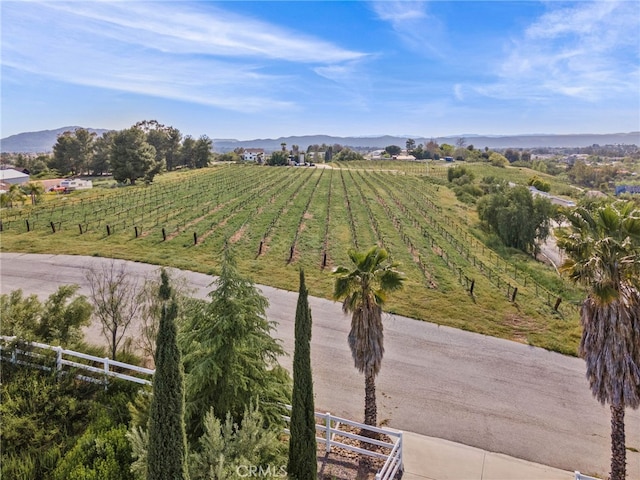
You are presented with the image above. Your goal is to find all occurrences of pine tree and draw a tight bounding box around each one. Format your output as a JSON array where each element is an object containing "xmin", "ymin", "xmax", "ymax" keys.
[
  {"xmin": 181, "ymin": 247, "xmax": 291, "ymax": 441},
  {"xmin": 147, "ymin": 269, "xmax": 189, "ymax": 480},
  {"xmin": 288, "ymin": 269, "xmax": 317, "ymax": 479}
]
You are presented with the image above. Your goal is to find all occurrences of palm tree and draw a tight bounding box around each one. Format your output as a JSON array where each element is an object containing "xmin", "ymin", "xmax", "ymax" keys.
[
  {"xmin": 333, "ymin": 246, "xmax": 404, "ymax": 435},
  {"xmin": 0, "ymin": 184, "xmax": 26, "ymax": 208},
  {"xmin": 22, "ymin": 182, "xmax": 44, "ymax": 206},
  {"xmin": 556, "ymin": 201, "xmax": 640, "ymax": 480}
]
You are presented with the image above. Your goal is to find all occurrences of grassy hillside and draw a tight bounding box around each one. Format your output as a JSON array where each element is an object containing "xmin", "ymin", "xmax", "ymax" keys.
[{"xmin": 0, "ymin": 162, "xmax": 583, "ymax": 355}]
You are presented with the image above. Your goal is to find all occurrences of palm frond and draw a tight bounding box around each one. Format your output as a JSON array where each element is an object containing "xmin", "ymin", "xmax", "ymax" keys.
[{"xmin": 332, "ymin": 246, "xmax": 405, "ymax": 376}]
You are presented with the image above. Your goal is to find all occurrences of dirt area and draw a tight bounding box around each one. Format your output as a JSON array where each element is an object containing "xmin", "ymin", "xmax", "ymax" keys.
[
  {"xmin": 317, "ymin": 423, "xmax": 401, "ymax": 479},
  {"xmin": 230, "ymin": 224, "xmax": 247, "ymax": 243}
]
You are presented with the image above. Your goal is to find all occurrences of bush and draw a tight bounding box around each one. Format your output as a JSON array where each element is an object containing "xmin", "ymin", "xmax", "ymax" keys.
[
  {"xmin": 452, "ymin": 174, "xmax": 474, "ymax": 186},
  {"xmin": 54, "ymin": 422, "xmax": 134, "ymax": 480},
  {"xmin": 447, "ymin": 165, "xmax": 474, "ymax": 183},
  {"xmin": 1, "ymin": 362, "xmax": 138, "ymax": 480},
  {"xmin": 266, "ymin": 151, "xmax": 289, "ymax": 166},
  {"xmin": 489, "ymin": 153, "xmax": 508, "ymax": 168},
  {"xmin": 479, "ymin": 176, "xmax": 507, "ymax": 195},
  {"xmin": 0, "ymin": 367, "xmax": 100, "ymax": 479},
  {"xmin": 453, "ymin": 184, "xmax": 484, "ymax": 204},
  {"xmin": 477, "ymin": 186, "xmax": 553, "ymax": 254},
  {"xmin": 528, "ymin": 176, "xmax": 551, "ymax": 192},
  {"xmin": 333, "ymin": 148, "xmax": 364, "ymax": 161},
  {"xmin": 0, "ymin": 286, "xmax": 92, "ymax": 347},
  {"xmin": 190, "ymin": 405, "xmax": 287, "ymax": 480}
]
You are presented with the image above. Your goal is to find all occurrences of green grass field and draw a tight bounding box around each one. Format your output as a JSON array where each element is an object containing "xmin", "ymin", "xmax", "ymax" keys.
[{"xmin": 0, "ymin": 162, "xmax": 583, "ymax": 355}]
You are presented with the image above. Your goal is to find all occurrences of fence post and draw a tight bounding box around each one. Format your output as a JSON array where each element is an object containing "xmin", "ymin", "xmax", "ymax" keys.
[
  {"xmin": 103, "ymin": 357, "xmax": 110, "ymax": 389},
  {"xmin": 326, "ymin": 412, "xmax": 332, "ymax": 454},
  {"xmin": 554, "ymin": 297, "xmax": 562, "ymax": 311},
  {"xmin": 56, "ymin": 346, "xmax": 63, "ymax": 373}
]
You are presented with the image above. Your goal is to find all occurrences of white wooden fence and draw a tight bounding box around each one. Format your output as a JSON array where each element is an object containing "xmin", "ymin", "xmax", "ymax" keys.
[
  {"xmin": 0, "ymin": 336, "xmax": 154, "ymax": 386},
  {"xmin": 2, "ymin": 336, "xmax": 402, "ymax": 479},
  {"xmin": 283, "ymin": 406, "xmax": 403, "ymax": 480},
  {"xmin": 574, "ymin": 472, "xmax": 600, "ymax": 480}
]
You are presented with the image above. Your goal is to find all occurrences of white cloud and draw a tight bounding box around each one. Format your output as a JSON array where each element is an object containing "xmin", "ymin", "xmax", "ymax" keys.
[
  {"xmin": 370, "ymin": 1, "xmax": 428, "ymax": 22},
  {"xmin": 1, "ymin": 1, "xmax": 368, "ymax": 112},
  {"xmin": 369, "ymin": 0, "xmax": 444, "ymax": 57},
  {"xmin": 45, "ymin": 1, "xmax": 367, "ymax": 64},
  {"xmin": 474, "ymin": 0, "xmax": 640, "ymax": 102},
  {"xmin": 453, "ymin": 84, "xmax": 464, "ymax": 101}
]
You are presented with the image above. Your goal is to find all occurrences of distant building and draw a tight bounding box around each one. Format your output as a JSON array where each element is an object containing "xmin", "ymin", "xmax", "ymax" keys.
[
  {"xmin": 59, "ymin": 179, "xmax": 93, "ymax": 191},
  {"xmin": 242, "ymin": 148, "xmax": 264, "ymax": 162},
  {"xmin": 0, "ymin": 168, "xmax": 29, "ymax": 185},
  {"xmin": 615, "ymin": 185, "xmax": 640, "ymax": 195}
]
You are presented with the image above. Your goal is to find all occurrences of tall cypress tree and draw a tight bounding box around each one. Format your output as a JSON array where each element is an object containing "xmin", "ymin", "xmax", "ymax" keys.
[
  {"xmin": 147, "ymin": 269, "xmax": 189, "ymax": 480},
  {"xmin": 288, "ymin": 269, "xmax": 317, "ymax": 479}
]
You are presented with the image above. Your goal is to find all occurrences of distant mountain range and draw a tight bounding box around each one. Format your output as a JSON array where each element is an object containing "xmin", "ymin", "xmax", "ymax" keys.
[
  {"xmin": 1, "ymin": 127, "xmax": 638, "ymax": 153},
  {"xmin": 213, "ymin": 132, "xmax": 640, "ymax": 152},
  {"xmin": 0, "ymin": 127, "xmax": 110, "ymax": 154}
]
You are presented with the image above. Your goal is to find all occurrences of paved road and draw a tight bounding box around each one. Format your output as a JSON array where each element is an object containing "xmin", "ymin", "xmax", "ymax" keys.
[{"xmin": 1, "ymin": 252, "xmax": 638, "ymax": 478}]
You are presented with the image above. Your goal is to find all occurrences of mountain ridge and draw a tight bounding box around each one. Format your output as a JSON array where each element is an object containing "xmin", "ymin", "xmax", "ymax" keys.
[
  {"xmin": 2, "ymin": 127, "xmax": 638, "ymax": 153},
  {"xmin": 1, "ymin": 127, "xmax": 110, "ymax": 154}
]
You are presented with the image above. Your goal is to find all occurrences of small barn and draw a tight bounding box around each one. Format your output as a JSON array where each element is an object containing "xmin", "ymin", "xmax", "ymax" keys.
[{"xmin": 0, "ymin": 168, "xmax": 29, "ymax": 185}]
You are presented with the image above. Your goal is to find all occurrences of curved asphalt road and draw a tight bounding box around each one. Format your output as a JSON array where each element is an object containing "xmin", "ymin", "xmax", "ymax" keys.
[{"xmin": 1, "ymin": 252, "xmax": 638, "ymax": 477}]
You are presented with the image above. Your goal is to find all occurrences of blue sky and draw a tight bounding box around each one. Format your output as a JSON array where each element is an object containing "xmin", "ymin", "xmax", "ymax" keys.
[{"xmin": 2, "ymin": 1, "xmax": 639, "ymax": 140}]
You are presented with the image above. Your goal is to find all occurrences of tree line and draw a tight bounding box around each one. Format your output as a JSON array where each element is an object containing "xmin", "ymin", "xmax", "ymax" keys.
[
  {"xmin": 1, "ymin": 245, "xmax": 406, "ymax": 479},
  {"xmin": 6, "ymin": 120, "xmax": 214, "ymax": 185}
]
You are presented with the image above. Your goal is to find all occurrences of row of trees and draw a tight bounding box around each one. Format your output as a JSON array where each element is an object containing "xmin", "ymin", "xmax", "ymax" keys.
[
  {"xmin": 49, "ymin": 121, "xmax": 213, "ymax": 183},
  {"xmin": 0, "ymin": 244, "xmax": 405, "ymax": 479},
  {"xmin": 262, "ymin": 143, "xmax": 366, "ymax": 163}
]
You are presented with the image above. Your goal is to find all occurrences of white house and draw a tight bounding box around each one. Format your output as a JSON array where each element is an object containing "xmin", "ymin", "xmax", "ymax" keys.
[
  {"xmin": 242, "ymin": 149, "xmax": 265, "ymax": 162},
  {"xmin": 0, "ymin": 168, "xmax": 29, "ymax": 185}
]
